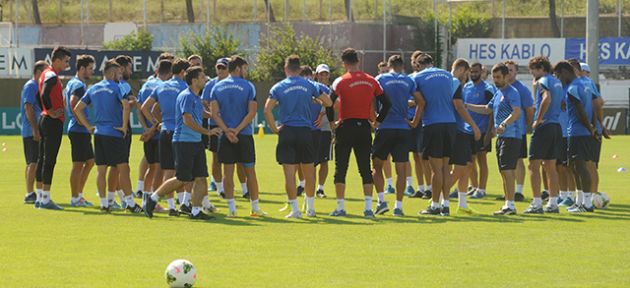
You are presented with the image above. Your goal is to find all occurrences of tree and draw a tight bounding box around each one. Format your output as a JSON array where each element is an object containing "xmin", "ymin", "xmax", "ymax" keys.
[
  {"xmin": 548, "ymin": 0, "xmax": 561, "ymax": 37},
  {"xmin": 179, "ymin": 28, "xmax": 246, "ymax": 78},
  {"xmin": 103, "ymin": 29, "xmax": 154, "ymax": 51},
  {"xmin": 264, "ymin": 0, "xmax": 276, "ymax": 22},
  {"xmin": 185, "ymin": 0, "xmax": 195, "ymax": 23},
  {"xmin": 31, "ymin": 0, "xmax": 41, "ymax": 24}
]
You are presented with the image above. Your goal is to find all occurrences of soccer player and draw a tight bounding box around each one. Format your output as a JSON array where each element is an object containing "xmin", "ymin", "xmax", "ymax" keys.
[
  {"xmin": 554, "ymin": 61, "xmax": 596, "ymax": 213},
  {"xmin": 524, "ymin": 56, "xmax": 564, "ymax": 214},
  {"xmin": 201, "ymin": 57, "xmax": 230, "ymax": 198},
  {"xmin": 73, "ymin": 60, "xmax": 142, "ymax": 213},
  {"xmin": 264, "ymin": 55, "xmax": 332, "ymax": 218},
  {"xmin": 412, "ymin": 53, "xmax": 456, "ymax": 216},
  {"xmin": 142, "ymin": 58, "xmax": 191, "ymax": 214},
  {"xmin": 210, "ymin": 56, "xmax": 264, "ymax": 217},
  {"xmin": 504, "ymin": 61, "xmax": 534, "ymax": 202},
  {"xmin": 557, "ymin": 84, "xmax": 577, "ymax": 206},
  {"xmin": 187, "ymin": 55, "xmax": 203, "ymax": 68},
  {"xmin": 375, "ymin": 61, "xmax": 398, "ymax": 196},
  {"xmin": 315, "ymin": 64, "xmax": 334, "ymax": 198},
  {"xmin": 137, "ymin": 60, "xmax": 173, "ymax": 214},
  {"xmin": 467, "ymin": 63, "xmax": 522, "ymax": 215},
  {"xmin": 21, "ymin": 61, "xmax": 48, "ymax": 205},
  {"xmin": 407, "ymin": 50, "xmax": 431, "ymax": 199},
  {"xmin": 64, "ymin": 54, "xmax": 96, "ymax": 207},
  {"xmin": 462, "ymin": 62, "xmax": 495, "ymax": 199},
  {"xmin": 447, "ymin": 58, "xmax": 481, "ymax": 214},
  {"xmin": 144, "ymin": 66, "xmax": 221, "ymax": 220},
  {"xmin": 372, "ymin": 55, "xmax": 422, "ymax": 216},
  {"xmin": 36, "ymin": 46, "xmax": 71, "ymax": 210},
  {"xmin": 377, "ymin": 61, "xmax": 389, "ymax": 74}
]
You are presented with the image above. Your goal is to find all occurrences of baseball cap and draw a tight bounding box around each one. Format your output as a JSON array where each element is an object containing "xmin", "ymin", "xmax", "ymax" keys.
[
  {"xmin": 315, "ymin": 64, "xmax": 330, "ymax": 74},
  {"xmin": 580, "ymin": 63, "xmax": 591, "ymax": 73},
  {"xmin": 216, "ymin": 58, "xmax": 230, "ymax": 67}
]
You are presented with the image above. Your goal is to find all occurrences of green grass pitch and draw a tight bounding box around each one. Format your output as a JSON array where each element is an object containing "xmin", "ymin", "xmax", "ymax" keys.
[{"xmin": 0, "ymin": 135, "xmax": 629, "ymax": 287}]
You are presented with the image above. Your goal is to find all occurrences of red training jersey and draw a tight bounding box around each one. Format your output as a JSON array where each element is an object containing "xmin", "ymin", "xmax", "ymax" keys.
[
  {"xmin": 38, "ymin": 66, "xmax": 65, "ymax": 122},
  {"xmin": 332, "ymin": 71, "xmax": 383, "ymax": 121}
]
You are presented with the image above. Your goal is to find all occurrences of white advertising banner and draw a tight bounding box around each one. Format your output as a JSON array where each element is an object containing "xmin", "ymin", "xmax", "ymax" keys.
[
  {"xmin": 456, "ymin": 38, "xmax": 566, "ymax": 66},
  {"xmin": 0, "ymin": 48, "xmax": 34, "ymax": 79}
]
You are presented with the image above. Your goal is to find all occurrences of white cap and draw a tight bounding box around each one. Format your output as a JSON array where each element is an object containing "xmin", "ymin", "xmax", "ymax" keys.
[
  {"xmin": 580, "ymin": 62, "xmax": 591, "ymax": 73},
  {"xmin": 315, "ymin": 64, "xmax": 330, "ymax": 74}
]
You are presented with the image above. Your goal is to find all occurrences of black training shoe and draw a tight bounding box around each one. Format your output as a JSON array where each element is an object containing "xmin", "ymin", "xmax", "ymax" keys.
[
  {"xmin": 515, "ymin": 193, "xmax": 526, "ymax": 202},
  {"xmin": 420, "ymin": 205, "xmax": 441, "ymax": 215},
  {"xmin": 242, "ymin": 191, "xmax": 250, "ymax": 199},
  {"xmin": 168, "ymin": 209, "xmax": 180, "ymax": 217},
  {"xmin": 219, "ymin": 192, "xmax": 226, "ymax": 199},
  {"xmin": 144, "ymin": 196, "xmax": 157, "ymax": 218},
  {"xmin": 523, "ymin": 205, "xmax": 544, "ymax": 214},
  {"xmin": 126, "ymin": 203, "xmax": 143, "ymax": 213},
  {"xmin": 493, "ymin": 206, "xmax": 517, "ymax": 215},
  {"xmin": 316, "ymin": 189, "xmax": 327, "ymax": 198},
  {"xmin": 24, "ymin": 193, "xmax": 37, "ymax": 204},
  {"xmin": 440, "ymin": 206, "xmax": 450, "ymax": 216},
  {"xmin": 100, "ymin": 206, "xmax": 112, "ymax": 213},
  {"xmin": 409, "ymin": 190, "xmax": 424, "ymax": 198},
  {"xmin": 422, "ymin": 190, "xmax": 432, "ymax": 199},
  {"xmin": 541, "ymin": 190, "xmax": 550, "ymax": 200},
  {"xmin": 189, "ymin": 211, "xmax": 215, "ymax": 220},
  {"xmin": 135, "ymin": 190, "xmax": 143, "ymax": 199},
  {"xmin": 495, "ymin": 195, "xmax": 506, "ymax": 201},
  {"xmin": 297, "ymin": 186, "xmax": 304, "ymax": 197},
  {"xmin": 179, "ymin": 203, "xmax": 192, "ymax": 215}
]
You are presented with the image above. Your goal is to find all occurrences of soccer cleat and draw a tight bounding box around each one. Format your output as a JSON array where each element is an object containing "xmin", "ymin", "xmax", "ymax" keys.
[
  {"xmin": 393, "ymin": 208, "xmax": 404, "ymax": 217},
  {"xmin": 559, "ymin": 197, "xmax": 575, "ymax": 207},
  {"xmin": 190, "ymin": 211, "xmax": 215, "ymax": 220},
  {"xmin": 250, "ymin": 209, "xmax": 268, "ymax": 217},
  {"xmin": 495, "ymin": 195, "xmax": 506, "ymax": 201},
  {"xmin": 470, "ymin": 190, "xmax": 486, "ymax": 199},
  {"xmin": 568, "ymin": 205, "xmax": 594, "ymax": 213},
  {"xmin": 316, "ymin": 189, "xmax": 327, "ymax": 198},
  {"xmin": 109, "ymin": 201, "xmax": 123, "ymax": 210},
  {"xmin": 420, "ymin": 205, "xmax": 441, "ymax": 215},
  {"xmin": 544, "ymin": 205, "xmax": 560, "ymax": 214},
  {"xmin": 364, "ymin": 210, "xmax": 375, "ymax": 218},
  {"xmin": 126, "ymin": 203, "xmax": 143, "ymax": 213},
  {"xmin": 179, "ymin": 203, "xmax": 192, "ymax": 215},
  {"xmin": 375, "ymin": 201, "xmax": 390, "ymax": 215},
  {"xmin": 144, "ymin": 197, "xmax": 158, "ymax": 218},
  {"xmin": 296, "ymin": 186, "xmax": 305, "ymax": 197},
  {"xmin": 306, "ymin": 210, "xmax": 317, "ymax": 217},
  {"xmin": 242, "ymin": 191, "xmax": 250, "ymax": 199},
  {"xmin": 121, "ymin": 200, "xmax": 128, "ymax": 210},
  {"xmin": 448, "ymin": 190, "xmax": 458, "ymax": 198},
  {"xmin": 385, "ymin": 185, "xmax": 395, "ymax": 194},
  {"xmin": 410, "ymin": 190, "xmax": 424, "ymax": 198},
  {"xmin": 24, "ymin": 193, "xmax": 37, "ymax": 204},
  {"xmin": 285, "ymin": 211, "xmax": 303, "ymax": 219},
  {"xmin": 70, "ymin": 199, "xmax": 89, "ymax": 208},
  {"xmin": 515, "ymin": 193, "xmax": 526, "ymax": 202},
  {"xmin": 466, "ymin": 186, "xmax": 477, "ymax": 196},
  {"xmin": 219, "ymin": 192, "xmax": 226, "ymax": 199},
  {"xmin": 135, "ymin": 190, "xmax": 143, "ymax": 199},
  {"xmin": 34, "ymin": 201, "xmax": 41, "ymax": 208},
  {"xmin": 329, "ymin": 209, "xmax": 347, "ymax": 217},
  {"xmin": 209, "ymin": 181, "xmax": 217, "ymax": 192},
  {"xmin": 422, "ymin": 190, "xmax": 432, "ymax": 199},
  {"xmin": 493, "ymin": 206, "xmax": 517, "ymax": 215},
  {"xmin": 541, "ymin": 190, "xmax": 550, "ymax": 200},
  {"xmin": 204, "ymin": 205, "xmax": 218, "ymax": 214},
  {"xmin": 404, "ymin": 186, "xmax": 415, "ymax": 196},
  {"xmin": 168, "ymin": 209, "xmax": 180, "ymax": 217},
  {"xmin": 456, "ymin": 207, "xmax": 476, "ymax": 215},
  {"xmin": 523, "ymin": 205, "xmax": 544, "ymax": 214},
  {"xmin": 80, "ymin": 198, "xmax": 94, "ymax": 207},
  {"xmin": 39, "ymin": 200, "xmax": 64, "ymax": 210},
  {"xmin": 100, "ymin": 206, "xmax": 112, "ymax": 213},
  {"xmin": 440, "ymin": 206, "xmax": 450, "ymax": 216}
]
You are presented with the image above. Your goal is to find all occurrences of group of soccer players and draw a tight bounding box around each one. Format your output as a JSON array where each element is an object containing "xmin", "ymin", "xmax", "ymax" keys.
[{"xmin": 20, "ymin": 45, "xmax": 608, "ymax": 220}]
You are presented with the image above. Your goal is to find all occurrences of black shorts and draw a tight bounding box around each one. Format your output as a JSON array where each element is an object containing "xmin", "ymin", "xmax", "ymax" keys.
[
  {"xmin": 449, "ymin": 131, "xmax": 473, "ymax": 166},
  {"xmin": 276, "ymin": 126, "xmax": 315, "ymax": 165},
  {"xmin": 568, "ymin": 136, "xmax": 596, "ymax": 163},
  {"xmin": 408, "ymin": 124, "xmax": 424, "ymax": 153},
  {"xmin": 201, "ymin": 120, "xmax": 209, "ymax": 149},
  {"xmin": 144, "ymin": 138, "xmax": 160, "ymax": 164},
  {"xmin": 496, "ymin": 137, "xmax": 521, "ymax": 171},
  {"xmin": 422, "ymin": 123, "xmax": 456, "ymax": 159},
  {"xmin": 68, "ymin": 132, "xmax": 94, "ymax": 162},
  {"xmin": 311, "ymin": 130, "xmax": 322, "ymax": 165},
  {"xmin": 519, "ymin": 134, "xmax": 527, "ymax": 158},
  {"xmin": 373, "ymin": 129, "xmax": 410, "ymax": 163},
  {"xmin": 529, "ymin": 123, "xmax": 562, "ymax": 161},
  {"xmin": 94, "ymin": 134, "xmax": 128, "ymax": 166},
  {"xmin": 474, "ymin": 132, "xmax": 492, "ymax": 153},
  {"xmin": 207, "ymin": 125, "xmax": 219, "ymax": 152},
  {"xmin": 557, "ymin": 137, "xmax": 569, "ymax": 166},
  {"xmin": 159, "ymin": 130, "xmax": 175, "ymax": 170},
  {"xmin": 174, "ymin": 141, "xmax": 208, "ymax": 182},
  {"xmin": 319, "ymin": 131, "xmax": 333, "ymax": 163},
  {"xmin": 218, "ymin": 134, "xmax": 256, "ymax": 165},
  {"xmin": 22, "ymin": 136, "xmax": 39, "ymax": 164}
]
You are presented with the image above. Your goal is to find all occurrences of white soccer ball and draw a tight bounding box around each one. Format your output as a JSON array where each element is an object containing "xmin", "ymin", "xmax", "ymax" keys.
[
  {"xmin": 592, "ymin": 192, "xmax": 610, "ymax": 209},
  {"xmin": 165, "ymin": 259, "xmax": 197, "ymax": 288}
]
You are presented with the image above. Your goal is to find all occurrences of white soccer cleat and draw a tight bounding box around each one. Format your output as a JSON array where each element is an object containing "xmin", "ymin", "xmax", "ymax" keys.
[{"xmin": 285, "ymin": 211, "xmax": 303, "ymax": 219}]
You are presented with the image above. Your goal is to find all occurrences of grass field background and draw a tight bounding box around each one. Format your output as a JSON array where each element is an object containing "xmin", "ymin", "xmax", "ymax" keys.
[{"xmin": 0, "ymin": 134, "xmax": 629, "ymax": 287}]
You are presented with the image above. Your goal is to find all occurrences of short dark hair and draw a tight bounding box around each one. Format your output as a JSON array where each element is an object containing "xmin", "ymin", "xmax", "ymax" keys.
[
  {"xmin": 567, "ymin": 58, "xmax": 581, "ymax": 71},
  {"xmin": 415, "ymin": 53, "xmax": 433, "ymax": 65},
  {"xmin": 158, "ymin": 52, "xmax": 175, "ymax": 61},
  {"xmin": 452, "ymin": 58, "xmax": 470, "ymax": 71},
  {"xmin": 51, "ymin": 46, "xmax": 71, "ymax": 61},
  {"xmin": 285, "ymin": 55, "xmax": 301, "ymax": 72},
  {"xmin": 411, "ymin": 50, "xmax": 425, "ymax": 62},
  {"xmin": 504, "ymin": 60, "xmax": 518, "ymax": 71},
  {"xmin": 157, "ymin": 60, "xmax": 173, "ymax": 76},
  {"xmin": 553, "ymin": 61, "xmax": 576, "ymax": 75},
  {"xmin": 471, "ymin": 62, "xmax": 483, "ymax": 69},
  {"xmin": 115, "ymin": 55, "xmax": 133, "ymax": 67},
  {"xmin": 387, "ymin": 55, "xmax": 403, "ymax": 69},
  {"xmin": 76, "ymin": 55, "xmax": 95, "ymax": 71},
  {"xmin": 341, "ymin": 48, "xmax": 359, "ymax": 64},
  {"xmin": 491, "ymin": 63, "xmax": 509, "ymax": 75},
  {"xmin": 185, "ymin": 66, "xmax": 204, "ymax": 86},
  {"xmin": 172, "ymin": 58, "xmax": 191, "ymax": 75},
  {"xmin": 228, "ymin": 55, "xmax": 248, "ymax": 72},
  {"xmin": 528, "ymin": 56, "xmax": 552, "ymax": 73},
  {"xmin": 300, "ymin": 65, "xmax": 313, "ymax": 77},
  {"xmin": 33, "ymin": 60, "xmax": 48, "ymax": 75},
  {"xmin": 377, "ymin": 61, "xmax": 387, "ymax": 68},
  {"xmin": 104, "ymin": 60, "xmax": 120, "ymax": 73}
]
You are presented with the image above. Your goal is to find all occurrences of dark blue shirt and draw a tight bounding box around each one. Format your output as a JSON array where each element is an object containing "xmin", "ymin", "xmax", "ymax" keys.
[
  {"xmin": 138, "ymin": 78, "xmax": 163, "ymax": 140},
  {"xmin": 210, "ymin": 76, "xmax": 256, "ymax": 135},
  {"xmin": 20, "ymin": 79, "xmax": 41, "ymax": 138},
  {"xmin": 580, "ymin": 76, "xmax": 602, "ymax": 133},
  {"xmin": 534, "ymin": 74, "xmax": 564, "ymax": 126},
  {"xmin": 64, "ymin": 76, "xmax": 89, "ymax": 133},
  {"xmin": 269, "ymin": 76, "xmax": 320, "ymax": 128},
  {"xmin": 150, "ymin": 77, "xmax": 188, "ymax": 132},
  {"xmin": 566, "ymin": 78, "xmax": 593, "ymax": 137},
  {"xmin": 375, "ymin": 72, "xmax": 415, "ymax": 130},
  {"xmin": 201, "ymin": 77, "xmax": 223, "ymax": 126},
  {"xmin": 173, "ymin": 88, "xmax": 204, "ymax": 143},
  {"xmin": 559, "ymin": 85, "xmax": 569, "ymax": 138},
  {"xmin": 462, "ymin": 80, "xmax": 495, "ymax": 132},
  {"xmin": 80, "ymin": 80, "xmax": 126, "ymax": 138},
  {"xmin": 413, "ymin": 67, "xmax": 455, "ymax": 126},
  {"xmin": 488, "ymin": 85, "xmax": 522, "ymax": 138},
  {"xmin": 510, "ymin": 80, "xmax": 533, "ymax": 135}
]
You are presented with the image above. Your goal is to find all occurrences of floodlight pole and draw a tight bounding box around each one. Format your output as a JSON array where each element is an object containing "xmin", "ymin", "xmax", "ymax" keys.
[
  {"xmin": 586, "ymin": 0, "xmax": 599, "ymax": 84},
  {"xmin": 501, "ymin": 0, "xmax": 505, "ymax": 38},
  {"xmin": 383, "ymin": 0, "xmax": 387, "ymax": 61}
]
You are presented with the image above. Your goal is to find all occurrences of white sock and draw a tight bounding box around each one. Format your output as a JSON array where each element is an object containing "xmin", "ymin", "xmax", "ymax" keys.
[
  {"xmin": 506, "ymin": 200, "xmax": 515, "ymax": 209},
  {"xmin": 336, "ymin": 198, "xmax": 345, "ymax": 211},
  {"xmin": 549, "ymin": 197, "xmax": 558, "ymax": 207},
  {"xmin": 202, "ymin": 195, "xmax": 212, "ymax": 209},
  {"xmin": 177, "ymin": 192, "xmax": 184, "ymax": 203},
  {"xmin": 576, "ymin": 190, "xmax": 584, "ymax": 205},
  {"xmin": 426, "ymin": 185, "xmax": 432, "ymax": 191},
  {"xmin": 210, "ymin": 176, "xmax": 216, "ymax": 183},
  {"xmin": 298, "ymin": 180, "xmax": 305, "ymax": 188},
  {"xmin": 406, "ymin": 176, "xmax": 413, "ymax": 187},
  {"xmin": 100, "ymin": 197, "xmax": 108, "ymax": 208},
  {"xmin": 182, "ymin": 192, "xmax": 191, "ymax": 205},
  {"xmin": 167, "ymin": 198, "xmax": 176, "ymax": 210},
  {"xmin": 458, "ymin": 192, "xmax": 467, "ymax": 208},
  {"xmin": 568, "ymin": 191, "xmax": 576, "ymax": 200},
  {"xmin": 395, "ymin": 200, "xmax": 403, "ymax": 210},
  {"xmin": 417, "ymin": 185, "xmax": 425, "ymax": 192},
  {"xmin": 117, "ymin": 190, "xmax": 125, "ymax": 203},
  {"xmin": 124, "ymin": 195, "xmax": 136, "ymax": 207},
  {"xmin": 533, "ymin": 197, "xmax": 542, "ymax": 207},
  {"xmin": 317, "ymin": 184, "xmax": 324, "ymax": 191},
  {"xmin": 431, "ymin": 201, "xmax": 440, "ymax": 209},
  {"xmin": 136, "ymin": 180, "xmax": 144, "ymax": 192},
  {"xmin": 217, "ymin": 182, "xmax": 224, "ymax": 193},
  {"xmin": 559, "ymin": 191, "xmax": 568, "ymax": 199},
  {"xmin": 305, "ymin": 196, "xmax": 315, "ymax": 211},
  {"xmin": 78, "ymin": 192, "xmax": 84, "ymax": 199},
  {"xmin": 477, "ymin": 188, "xmax": 486, "ymax": 194},
  {"xmin": 191, "ymin": 206, "xmax": 201, "ymax": 216},
  {"xmin": 516, "ymin": 184, "xmax": 523, "ymax": 194},
  {"xmin": 386, "ymin": 178, "xmax": 394, "ymax": 187},
  {"xmin": 227, "ymin": 198, "xmax": 236, "ymax": 212},
  {"xmin": 583, "ymin": 192, "xmax": 593, "ymax": 208},
  {"xmin": 442, "ymin": 199, "xmax": 450, "ymax": 207},
  {"xmin": 364, "ymin": 196, "xmax": 372, "ymax": 211},
  {"xmin": 107, "ymin": 191, "xmax": 116, "ymax": 202},
  {"xmin": 439, "ymin": 193, "xmax": 444, "ymax": 202},
  {"xmin": 150, "ymin": 192, "xmax": 160, "ymax": 202},
  {"xmin": 251, "ymin": 199, "xmax": 260, "ymax": 211},
  {"xmin": 289, "ymin": 199, "xmax": 299, "ymax": 212},
  {"xmin": 36, "ymin": 189, "xmax": 43, "ymax": 202},
  {"xmin": 377, "ymin": 192, "xmax": 385, "ymax": 203},
  {"xmin": 40, "ymin": 191, "xmax": 51, "ymax": 204},
  {"xmin": 71, "ymin": 196, "xmax": 80, "ymax": 204},
  {"xmin": 241, "ymin": 183, "xmax": 248, "ymax": 195}
]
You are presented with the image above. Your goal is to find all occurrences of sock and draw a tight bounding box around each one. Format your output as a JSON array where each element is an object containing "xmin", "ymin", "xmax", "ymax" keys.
[
  {"xmin": 477, "ymin": 188, "xmax": 486, "ymax": 195},
  {"xmin": 364, "ymin": 196, "xmax": 372, "ymax": 211},
  {"xmin": 298, "ymin": 180, "xmax": 305, "ymax": 188},
  {"xmin": 386, "ymin": 178, "xmax": 394, "ymax": 187},
  {"xmin": 142, "ymin": 191, "xmax": 150, "ymax": 206},
  {"xmin": 136, "ymin": 180, "xmax": 144, "ymax": 192},
  {"xmin": 210, "ymin": 176, "xmax": 216, "ymax": 183},
  {"xmin": 107, "ymin": 191, "xmax": 116, "ymax": 202},
  {"xmin": 191, "ymin": 206, "xmax": 201, "ymax": 216},
  {"xmin": 100, "ymin": 197, "xmax": 108, "ymax": 208},
  {"xmin": 116, "ymin": 190, "xmax": 125, "ymax": 203},
  {"xmin": 442, "ymin": 199, "xmax": 450, "ymax": 207},
  {"xmin": 150, "ymin": 192, "xmax": 160, "ymax": 202},
  {"xmin": 305, "ymin": 196, "xmax": 315, "ymax": 211},
  {"xmin": 395, "ymin": 200, "xmax": 403, "ymax": 210},
  {"xmin": 336, "ymin": 198, "xmax": 345, "ymax": 211},
  {"xmin": 227, "ymin": 198, "xmax": 236, "ymax": 212},
  {"xmin": 124, "ymin": 195, "xmax": 136, "ymax": 207},
  {"xmin": 289, "ymin": 199, "xmax": 299, "ymax": 212},
  {"xmin": 426, "ymin": 185, "xmax": 432, "ymax": 191},
  {"xmin": 559, "ymin": 191, "xmax": 567, "ymax": 199},
  {"xmin": 533, "ymin": 197, "xmax": 542, "ymax": 207},
  {"xmin": 251, "ymin": 199, "xmax": 260, "ymax": 211},
  {"xmin": 167, "ymin": 198, "xmax": 176, "ymax": 210},
  {"xmin": 431, "ymin": 201, "xmax": 440, "ymax": 209},
  {"xmin": 202, "ymin": 195, "xmax": 212, "ymax": 209},
  {"xmin": 506, "ymin": 200, "xmax": 515, "ymax": 209},
  {"xmin": 458, "ymin": 192, "xmax": 467, "ymax": 208},
  {"xmin": 549, "ymin": 197, "xmax": 558, "ymax": 207},
  {"xmin": 439, "ymin": 193, "xmax": 444, "ymax": 202},
  {"xmin": 182, "ymin": 192, "xmax": 192, "ymax": 205},
  {"xmin": 377, "ymin": 192, "xmax": 385, "ymax": 203},
  {"xmin": 71, "ymin": 196, "xmax": 80, "ymax": 204},
  {"xmin": 241, "ymin": 183, "xmax": 248, "ymax": 195},
  {"xmin": 177, "ymin": 192, "xmax": 184, "ymax": 203},
  {"xmin": 576, "ymin": 190, "xmax": 584, "ymax": 206},
  {"xmin": 417, "ymin": 185, "xmax": 425, "ymax": 192},
  {"xmin": 78, "ymin": 192, "xmax": 84, "ymax": 199},
  {"xmin": 217, "ymin": 182, "xmax": 224, "ymax": 193},
  {"xmin": 36, "ymin": 189, "xmax": 43, "ymax": 202},
  {"xmin": 40, "ymin": 191, "xmax": 50, "ymax": 204},
  {"xmin": 317, "ymin": 184, "xmax": 324, "ymax": 191},
  {"xmin": 568, "ymin": 191, "xmax": 576, "ymax": 200},
  {"xmin": 583, "ymin": 192, "xmax": 593, "ymax": 208},
  {"xmin": 406, "ymin": 176, "xmax": 413, "ymax": 187},
  {"xmin": 516, "ymin": 184, "xmax": 523, "ymax": 194}
]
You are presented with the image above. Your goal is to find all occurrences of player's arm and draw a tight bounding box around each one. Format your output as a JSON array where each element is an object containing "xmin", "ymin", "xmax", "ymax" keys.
[
  {"xmin": 263, "ymin": 98, "xmax": 279, "ymax": 134},
  {"xmin": 317, "ymin": 92, "xmax": 333, "ymax": 107},
  {"xmin": 569, "ymin": 96, "xmax": 596, "ymax": 138},
  {"xmin": 115, "ymin": 99, "xmax": 130, "ymax": 136},
  {"xmin": 210, "ymin": 100, "xmax": 230, "ymax": 133},
  {"xmin": 233, "ymin": 101, "xmax": 257, "ymax": 134},
  {"xmin": 452, "ymin": 87, "xmax": 481, "ymax": 140},
  {"xmin": 496, "ymin": 106, "xmax": 520, "ymax": 135},
  {"xmin": 40, "ymin": 75, "xmax": 62, "ymax": 118},
  {"xmin": 141, "ymin": 97, "xmax": 159, "ymax": 126},
  {"xmin": 410, "ymin": 91, "xmax": 425, "ymax": 128},
  {"xmin": 24, "ymin": 103, "xmax": 40, "ymax": 140},
  {"xmin": 592, "ymin": 97, "xmax": 610, "ymax": 139},
  {"xmin": 374, "ymin": 93, "xmax": 391, "ymax": 123},
  {"xmin": 465, "ymin": 103, "xmax": 493, "ymax": 115},
  {"xmin": 525, "ymin": 106, "xmax": 535, "ymax": 127},
  {"xmin": 534, "ymin": 87, "xmax": 551, "ymax": 129},
  {"xmin": 182, "ymin": 113, "xmax": 215, "ymax": 136},
  {"xmin": 73, "ymin": 101, "xmax": 94, "ymax": 133}
]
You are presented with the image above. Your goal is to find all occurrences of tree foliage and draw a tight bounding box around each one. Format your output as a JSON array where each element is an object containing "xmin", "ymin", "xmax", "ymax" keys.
[
  {"xmin": 103, "ymin": 29, "xmax": 154, "ymax": 51},
  {"xmin": 179, "ymin": 28, "xmax": 246, "ymax": 78}
]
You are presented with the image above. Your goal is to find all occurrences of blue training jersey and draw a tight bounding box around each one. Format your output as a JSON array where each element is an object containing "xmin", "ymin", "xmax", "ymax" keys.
[
  {"xmin": 20, "ymin": 79, "xmax": 41, "ymax": 138},
  {"xmin": 201, "ymin": 77, "xmax": 223, "ymax": 126},
  {"xmin": 511, "ymin": 80, "xmax": 533, "ymax": 135},
  {"xmin": 173, "ymin": 88, "xmax": 204, "ymax": 143},
  {"xmin": 566, "ymin": 78, "xmax": 593, "ymax": 137},
  {"xmin": 580, "ymin": 76, "xmax": 602, "ymax": 134},
  {"xmin": 80, "ymin": 79, "xmax": 126, "ymax": 138},
  {"xmin": 463, "ymin": 80, "xmax": 495, "ymax": 132},
  {"xmin": 210, "ymin": 76, "xmax": 257, "ymax": 135},
  {"xmin": 489, "ymin": 84, "xmax": 522, "ymax": 138},
  {"xmin": 375, "ymin": 72, "xmax": 416, "ymax": 130},
  {"xmin": 138, "ymin": 78, "xmax": 163, "ymax": 140},
  {"xmin": 413, "ymin": 67, "xmax": 455, "ymax": 126},
  {"xmin": 150, "ymin": 77, "xmax": 188, "ymax": 132},
  {"xmin": 534, "ymin": 74, "xmax": 564, "ymax": 126},
  {"xmin": 269, "ymin": 76, "xmax": 320, "ymax": 128},
  {"xmin": 64, "ymin": 76, "xmax": 89, "ymax": 133}
]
